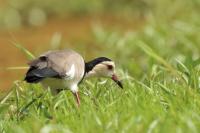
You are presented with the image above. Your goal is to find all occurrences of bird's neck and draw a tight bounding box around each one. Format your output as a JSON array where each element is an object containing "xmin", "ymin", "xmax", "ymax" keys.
[
  {"xmin": 84, "ymin": 62, "xmax": 97, "ymax": 78},
  {"xmin": 78, "ymin": 62, "xmax": 95, "ymax": 84}
]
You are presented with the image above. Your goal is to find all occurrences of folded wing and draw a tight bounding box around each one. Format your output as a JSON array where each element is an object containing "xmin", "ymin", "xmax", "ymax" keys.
[{"xmin": 25, "ymin": 55, "xmax": 61, "ymax": 83}]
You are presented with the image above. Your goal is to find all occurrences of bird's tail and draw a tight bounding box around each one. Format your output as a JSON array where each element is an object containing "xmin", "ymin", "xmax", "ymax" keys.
[
  {"xmin": 24, "ymin": 67, "xmax": 44, "ymax": 83},
  {"xmin": 25, "ymin": 67, "xmax": 59, "ymax": 83}
]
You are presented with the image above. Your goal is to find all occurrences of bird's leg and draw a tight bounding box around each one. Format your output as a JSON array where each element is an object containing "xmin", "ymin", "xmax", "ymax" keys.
[{"xmin": 73, "ymin": 91, "xmax": 80, "ymax": 107}]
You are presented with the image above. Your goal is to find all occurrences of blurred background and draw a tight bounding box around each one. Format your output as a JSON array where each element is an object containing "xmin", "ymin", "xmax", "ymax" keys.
[{"xmin": 0, "ymin": 0, "xmax": 199, "ymax": 91}]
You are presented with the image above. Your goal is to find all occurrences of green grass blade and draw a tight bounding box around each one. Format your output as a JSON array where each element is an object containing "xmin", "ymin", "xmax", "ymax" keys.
[
  {"xmin": 0, "ymin": 90, "xmax": 13, "ymax": 104},
  {"xmin": 19, "ymin": 94, "xmax": 44, "ymax": 114},
  {"xmin": 157, "ymin": 83, "xmax": 174, "ymax": 95},
  {"xmin": 4, "ymin": 67, "xmax": 29, "ymax": 70},
  {"xmin": 11, "ymin": 42, "xmax": 35, "ymax": 60},
  {"xmin": 194, "ymin": 58, "xmax": 200, "ymax": 67},
  {"xmin": 136, "ymin": 40, "xmax": 178, "ymax": 74}
]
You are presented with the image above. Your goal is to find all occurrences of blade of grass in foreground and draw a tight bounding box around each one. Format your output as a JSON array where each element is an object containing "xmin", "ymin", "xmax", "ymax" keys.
[
  {"xmin": 0, "ymin": 67, "xmax": 28, "ymax": 72},
  {"xmin": 0, "ymin": 42, "xmax": 34, "ymax": 71},
  {"xmin": 3, "ymin": 67, "xmax": 29, "ymax": 70},
  {"xmin": 0, "ymin": 90, "xmax": 13, "ymax": 104},
  {"xmin": 135, "ymin": 40, "xmax": 178, "ymax": 74},
  {"xmin": 11, "ymin": 41, "xmax": 35, "ymax": 60}
]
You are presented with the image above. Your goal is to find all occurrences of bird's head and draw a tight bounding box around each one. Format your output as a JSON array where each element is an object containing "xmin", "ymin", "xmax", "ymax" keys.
[{"xmin": 85, "ymin": 57, "xmax": 123, "ymax": 88}]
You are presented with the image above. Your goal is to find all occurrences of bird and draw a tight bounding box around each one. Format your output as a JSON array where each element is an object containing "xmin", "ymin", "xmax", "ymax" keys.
[{"xmin": 24, "ymin": 49, "xmax": 123, "ymax": 106}]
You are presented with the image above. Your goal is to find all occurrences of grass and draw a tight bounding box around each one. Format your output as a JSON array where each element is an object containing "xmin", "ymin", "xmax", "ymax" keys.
[
  {"xmin": 0, "ymin": 20, "xmax": 200, "ymax": 132},
  {"xmin": 1, "ymin": 1, "xmax": 200, "ymax": 132}
]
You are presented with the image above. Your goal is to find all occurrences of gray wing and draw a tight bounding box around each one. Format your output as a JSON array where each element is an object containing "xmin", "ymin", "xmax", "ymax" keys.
[{"xmin": 25, "ymin": 49, "xmax": 82, "ymax": 83}]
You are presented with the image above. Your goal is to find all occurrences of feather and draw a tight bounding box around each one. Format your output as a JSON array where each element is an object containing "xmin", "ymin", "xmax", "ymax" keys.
[{"xmin": 25, "ymin": 67, "xmax": 60, "ymax": 83}]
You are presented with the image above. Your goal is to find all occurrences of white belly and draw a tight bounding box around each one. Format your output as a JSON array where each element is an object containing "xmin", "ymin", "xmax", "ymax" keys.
[{"xmin": 41, "ymin": 77, "xmax": 79, "ymax": 94}]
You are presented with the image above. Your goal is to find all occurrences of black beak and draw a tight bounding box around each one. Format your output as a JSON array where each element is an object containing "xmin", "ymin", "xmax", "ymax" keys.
[{"xmin": 112, "ymin": 74, "xmax": 123, "ymax": 89}]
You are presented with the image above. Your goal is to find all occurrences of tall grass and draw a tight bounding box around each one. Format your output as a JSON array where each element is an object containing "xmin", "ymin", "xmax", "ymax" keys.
[{"xmin": 0, "ymin": 0, "xmax": 200, "ymax": 133}]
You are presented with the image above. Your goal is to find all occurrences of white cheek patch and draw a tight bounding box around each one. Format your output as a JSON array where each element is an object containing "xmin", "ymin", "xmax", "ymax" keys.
[
  {"xmin": 94, "ymin": 64, "xmax": 111, "ymax": 77},
  {"xmin": 66, "ymin": 64, "xmax": 75, "ymax": 79}
]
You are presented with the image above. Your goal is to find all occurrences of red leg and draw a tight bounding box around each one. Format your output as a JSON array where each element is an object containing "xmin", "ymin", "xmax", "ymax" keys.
[{"xmin": 73, "ymin": 92, "xmax": 80, "ymax": 107}]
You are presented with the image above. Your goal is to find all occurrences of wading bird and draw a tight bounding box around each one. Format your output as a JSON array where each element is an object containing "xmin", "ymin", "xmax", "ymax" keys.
[{"xmin": 25, "ymin": 49, "xmax": 123, "ymax": 106}]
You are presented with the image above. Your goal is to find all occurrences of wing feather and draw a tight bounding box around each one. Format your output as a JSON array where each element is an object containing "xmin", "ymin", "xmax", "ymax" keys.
[{"xmin": 25, "ymin": 54, "xmax": 61, "ymax": 83}]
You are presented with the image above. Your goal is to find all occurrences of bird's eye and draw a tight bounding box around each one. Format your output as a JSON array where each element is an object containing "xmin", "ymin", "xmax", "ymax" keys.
[{"xmin": 107, "ymin": 65, "xmax": 113, "ymax": 70}]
